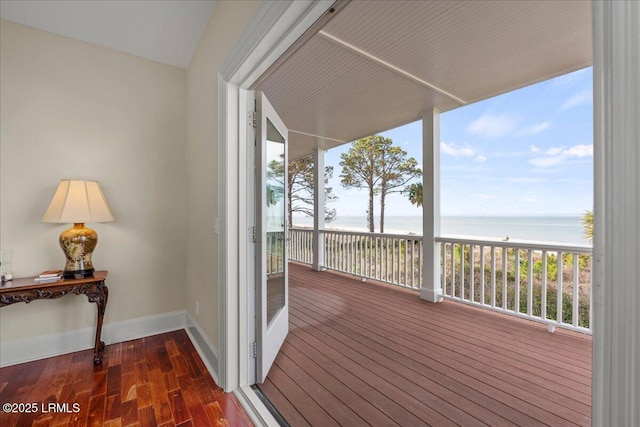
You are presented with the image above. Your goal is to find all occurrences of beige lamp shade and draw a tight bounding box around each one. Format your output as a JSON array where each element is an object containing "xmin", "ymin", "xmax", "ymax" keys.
[{"xmin": 42, "ymin": 180, "xmax": 116, "ymax": 224}]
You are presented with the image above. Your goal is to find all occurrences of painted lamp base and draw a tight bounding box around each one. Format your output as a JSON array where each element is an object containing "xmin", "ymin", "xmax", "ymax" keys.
[{"xmin": 60, "ymin": 223, "xmax": 98, "ymax": 278}]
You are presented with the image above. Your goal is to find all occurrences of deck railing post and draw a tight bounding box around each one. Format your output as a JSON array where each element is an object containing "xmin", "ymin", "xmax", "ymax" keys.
[
  {"xmin": 420, "ymin": 109, "xmax": 443, "ymax": 302},
  {"xmin": 312, "ymin": 147, "xmax": 326, "ymax": 271}
]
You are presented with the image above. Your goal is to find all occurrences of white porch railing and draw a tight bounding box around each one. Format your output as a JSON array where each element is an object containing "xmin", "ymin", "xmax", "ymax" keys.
[
  {"xmin": 288, "ymin": 227, "xmax": 592, "ymax": 333},
  {"xmin": 288, "ymin": 228, "xmax": 313, "ymax": 265},
  {"xmin": 266, "ymin": 231, "xmax": 285, "ymax": 276},
  {"xmin": 436, "ymin": 237, "xmax": 592, "ymax": 333},
  {"xmin": 322, "ymin": 229, "xmax": 423, "ymax": 289},
  {"xmin": 289, "ymin": 228, "xmax": 423, "ymax": 289}
]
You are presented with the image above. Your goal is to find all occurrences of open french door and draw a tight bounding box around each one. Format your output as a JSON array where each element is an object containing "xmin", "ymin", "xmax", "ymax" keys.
[{"xmin": 254, "ymin": 92, "xmax": 288, "ymax": 383}]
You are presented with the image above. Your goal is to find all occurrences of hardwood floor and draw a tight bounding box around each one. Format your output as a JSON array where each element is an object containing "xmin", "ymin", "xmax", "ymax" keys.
[
  {"xmin": 258, "ymin": 262, "xmax": 592, "ymax": 427},
  {"xmin": 0, "ymin": 330, "xmax": 253, "ymax": 427}
]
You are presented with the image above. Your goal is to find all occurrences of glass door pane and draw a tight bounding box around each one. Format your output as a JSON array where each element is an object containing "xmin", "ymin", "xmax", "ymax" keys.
[{"xmin": 265, "ymin": 119, "xmax": 286, "ymax": 325}]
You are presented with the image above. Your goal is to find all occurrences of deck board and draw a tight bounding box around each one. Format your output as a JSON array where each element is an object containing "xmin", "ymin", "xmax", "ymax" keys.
[{"xmin": 259, "ymin": 263, "xmax": 592, "ymax": 426}]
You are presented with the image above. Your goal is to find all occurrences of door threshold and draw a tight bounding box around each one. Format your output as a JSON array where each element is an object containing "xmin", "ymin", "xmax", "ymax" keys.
[{"xmin": 234, "ymin": 384, "xmax": 284, "ymax": 427}]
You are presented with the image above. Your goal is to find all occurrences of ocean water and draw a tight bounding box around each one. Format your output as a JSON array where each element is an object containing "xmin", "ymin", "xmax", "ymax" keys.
[{"xmin": 292, "ymin": 215, "xmax": 591, "ymax": 246}]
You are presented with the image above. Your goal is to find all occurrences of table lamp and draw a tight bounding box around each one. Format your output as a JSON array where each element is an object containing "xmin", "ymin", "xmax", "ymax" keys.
[{"xmin": 42, "ymin": 180, "xmax": 116, "ymax": 278}]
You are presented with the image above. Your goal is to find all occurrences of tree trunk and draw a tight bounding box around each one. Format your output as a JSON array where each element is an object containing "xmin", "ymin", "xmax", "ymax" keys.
[
  {"xmin": 368, "ymin": 187, "xmax": 375, "ymax": 232},
  {"xmin": 380, "ymin": 189, "xmax": 385, "ymax": 233},
  {"xmin": 288, "ymin": 186, "xmax": 293, "ymax": 227}
]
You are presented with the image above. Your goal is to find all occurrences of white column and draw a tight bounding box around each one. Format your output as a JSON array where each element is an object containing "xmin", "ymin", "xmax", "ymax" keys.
[
  {"xmin": 312, "ymin": 147, "xmax": 326, "ymax": 271},
  {"xmin": 592, "ymin": 1, "xmax": 640, "ymax": 426},
  {"xmin": 420, "ymin": 109, "xmax": 443, "ymax": 302}
]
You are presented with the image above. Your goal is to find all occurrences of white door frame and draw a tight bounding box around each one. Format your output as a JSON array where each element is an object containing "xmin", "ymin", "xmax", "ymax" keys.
[
  {"xmin": 217, "ymin": 0, "xmax": 638, "ymax": 425},
  {"xmin": 216, "ymin": 1, "xmax": 334, "ymax": 423}
]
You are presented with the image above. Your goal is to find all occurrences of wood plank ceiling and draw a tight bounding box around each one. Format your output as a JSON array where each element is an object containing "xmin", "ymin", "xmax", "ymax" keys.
[{"xmin": 255, "ymin": 0, "xmax": 591, "ymax": 160}]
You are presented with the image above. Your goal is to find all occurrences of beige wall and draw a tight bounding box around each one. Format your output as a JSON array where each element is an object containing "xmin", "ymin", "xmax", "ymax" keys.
[
  {"xmin": 0, "ymin": 20, "xmax": 187, "ymax": 341},
  {"xmin": 0, "ymin": 0, "xmax": 262, "ymax": 355},
  {"xmin": 186, "ymin": 0, "xmax": 262, "ymax": 348}
]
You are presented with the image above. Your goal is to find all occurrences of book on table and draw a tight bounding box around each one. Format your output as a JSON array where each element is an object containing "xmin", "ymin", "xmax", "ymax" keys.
[
  {"xmin": 39, "ymin": 269, "xmax": 63, "ymax": 278},
  {"xmin": 34, "ymin": 270, "xmax": 63, "ymax": 283}
]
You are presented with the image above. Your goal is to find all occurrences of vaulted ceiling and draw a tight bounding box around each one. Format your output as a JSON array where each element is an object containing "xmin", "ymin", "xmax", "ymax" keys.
[
  {"xmin": 255, "ymin": 0, "xmax": 592, "ymax": 160},
  {"xmin": 0, "ymin": 0, "xmax": 213, "ymax": 68}
]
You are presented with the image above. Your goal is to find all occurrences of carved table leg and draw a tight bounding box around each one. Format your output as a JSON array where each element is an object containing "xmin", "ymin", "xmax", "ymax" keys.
[{"xmin": 88, "ymin": 282, "xmax": 109, "ymax": 365}]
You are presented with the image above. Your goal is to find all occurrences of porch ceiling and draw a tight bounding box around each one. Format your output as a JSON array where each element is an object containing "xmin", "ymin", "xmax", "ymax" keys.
[{"xmin": 254, "ymin": 0, "xmax": 591, "ymax": 160}]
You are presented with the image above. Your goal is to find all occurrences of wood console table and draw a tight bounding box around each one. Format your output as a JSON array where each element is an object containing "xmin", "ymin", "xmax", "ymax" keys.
[{"xmin": 0, "ymin": 271, "xmax": 108, "ymax": 365}]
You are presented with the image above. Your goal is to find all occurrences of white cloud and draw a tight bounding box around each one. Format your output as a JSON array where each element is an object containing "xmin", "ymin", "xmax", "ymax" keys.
[
  {"xmin": 529, "ymin": 156, "xmax": 566, "ymax": 168},
  {"xmin": 518, "ymin": 196, "xmax": 537, "ymax": 203},
  {"xmin": 529, "ymin": 145, "xmax": 541, "ymax": 153},
  {"xmin": 545, "ymin": 147, "xmax": 564, "ymax": 155},
  {"xmin": 472, "ymin": 194, "xmax": 496, "ymax": 200},
  {"xmin": 519, "ymin": 121, "xmax": 551, "ymax": 136},
  {"xmin": 441, "ymin": 141, "xmax": 474, "ymax": 158},
  {"xmin": 466, "ymin": 113, "xmax": 518, "ymax": 138},
  {"xmin": 529, "ymin": 144, "xmax": 593, "ymax": 168},
  {"xmin": 507, "ymin": 177, "xmax": 544, "ymax": 183},
  {"xmin": 561, "ymin": 89, "xmax": 592, "ymax": 111},
  {"xmin": 474, "ymin": 155, "xmax": 487, "ymax": 163},
  {"xmin": 563, "ymin": 144, "xmax": 592, "ymax": 157}
]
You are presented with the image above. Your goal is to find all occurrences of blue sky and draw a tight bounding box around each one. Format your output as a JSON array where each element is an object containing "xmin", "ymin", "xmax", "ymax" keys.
[{"xmin": 321, "ymin": 67, "xmax": 593, "ymax": 217}]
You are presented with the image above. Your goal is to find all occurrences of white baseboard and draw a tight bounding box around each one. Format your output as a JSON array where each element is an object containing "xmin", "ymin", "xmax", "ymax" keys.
[
  {"xmin": 184, "ymin": 312, "xmax": 220, "ymax": 385},
  {"xmin": 0, "ymin": 310, "xmax": 187, "ymax": 367}
]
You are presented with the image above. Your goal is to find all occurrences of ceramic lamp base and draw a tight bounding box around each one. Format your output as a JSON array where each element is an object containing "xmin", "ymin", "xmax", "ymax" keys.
[{"xmin": 60, "ymin": 223, "xmax": 98, "ymax": 278}]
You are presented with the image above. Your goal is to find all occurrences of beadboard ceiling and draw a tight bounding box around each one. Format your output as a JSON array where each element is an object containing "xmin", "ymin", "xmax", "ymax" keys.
[{"xmin": 255, "ymin": 0, "xmax": 591, "ymax": 160}]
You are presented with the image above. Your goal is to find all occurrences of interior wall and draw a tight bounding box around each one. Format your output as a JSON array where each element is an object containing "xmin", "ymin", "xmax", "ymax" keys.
[
  {"xmin": 185, "ymin": 0, "xmax": 261, "ymax": 350},
  {"xmin": 0, "ymin": 20, "xmax": 187, "ymax": 342}
]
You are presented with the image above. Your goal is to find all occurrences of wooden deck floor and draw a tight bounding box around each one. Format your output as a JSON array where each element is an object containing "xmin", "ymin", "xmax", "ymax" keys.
[{"xmin": 258, "ymin": 263, "xmax": 592, "ymax": 427}]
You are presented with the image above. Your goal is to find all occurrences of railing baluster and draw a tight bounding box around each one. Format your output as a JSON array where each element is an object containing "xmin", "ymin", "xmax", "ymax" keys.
[
  {"xmin": 413, "ymin": 238, "xmax": 417, "ymax": 289},
  {"xmin": 386, "ymin": 237, "xmax": 390, "ymax": 282},
  {"xmin": 404, "ymin": 239, "xmax": 408, "ymax": 287},
  {"xmin": 527, "ymin": 250, "xmax": 533, "ymax": 316},
  {"xmin": 557, "ymin": 252, "xmax": 564, "ymax": 324},
  {"xmin": 469, "ymin": 245, "xmax": 475, "ymax": 303},
  {"xmin": 419, "ymin": 239, "xmax": 423, "ymax": 289},
  {"xmin": 341, "ymin": 233, "xmax": 344, "ymax": 271},
  {"xmin": 396, "ymin": 238, "xmax": 400, "ymax": 285},
  {"xmin": 327, "ymin": 233, "xmax": 332, "ymax": 270},
  {"xmin": 480, "ymin": 245, "xmax": 485, "ymax": 305},
  {"xmin": 374, "ymin": 237, "xmax": 379, "ymax": 280},
  {"xmin": 393, "ymin": 238, "xmax": 400, "ymax": 284},
  {"xmin": 336, "ymin": 233, "xmax": 340, "ymax": 272},
  {"xmin": 451, "ymin": 243, "xmax": 456, "ymax": 297},
  {"xmin": 502, "ymin": 247, "xmax": 507, "ymax": 310},
  {"xmin": 515, "ymin": 249, "xmax": 521, "ymax": 313},
  {"xmin": 542, "ymin": 251, "xmax": 548, "ymax": 320},
  {"xmin": 380, "ymin": 237, "xmax": 384, "ymax": 282},
  {"xmin": 367, "ymin": 236, "xmax": 371, "ymax": 279},
  {"xmin": 378, "ymin": 237, "xmax": 382, "ymax": 280},
  {"xmin": 349, "ymin": 234, "xmax": 353, "ymax": 274},
  {"xmin": 460, "ymin": 244, "xmax": 465, "ymax": 300},
  {"xmin": 387, "ymin": 237, "xmax": 391, "ymax": 283},
  {"xmin": 391, "ymin": 238, "xmax": 396, "ymax": 285},
  {"xmin": 344, "ymin": 234, "xmax": 348, "ymax": 273},
  {"xmin": 442, "ymin": 243, "xmax": 448, "ymax": 295},
  {"xmin": 572, "ymin": 253, "xmax": 579, "ymax": 327},
  {"xmin": 358, "ymin": 234, "xmax": 363, "ymax": 277},
  {"xmin": 491, "ymin": 246, "xmax": 496, "ymax": 307}
]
